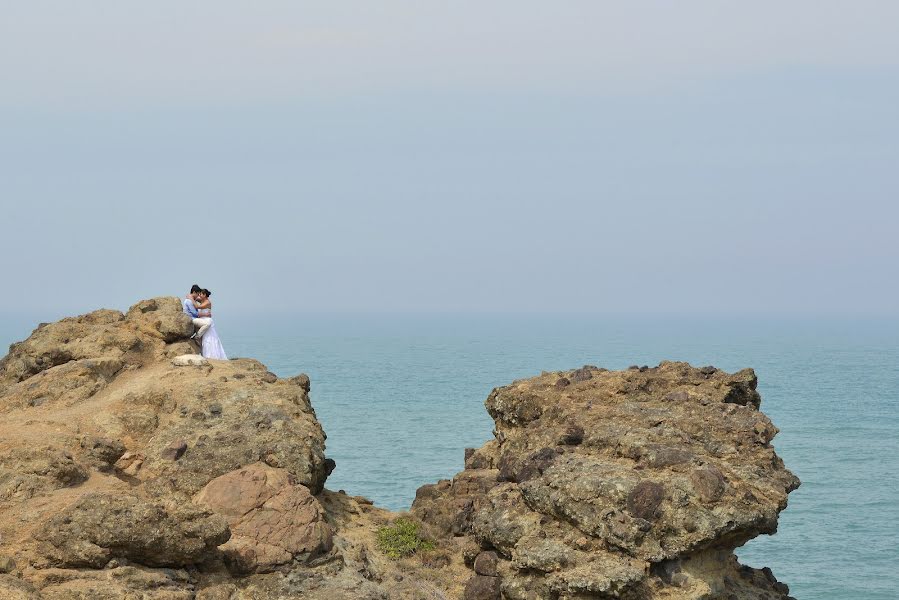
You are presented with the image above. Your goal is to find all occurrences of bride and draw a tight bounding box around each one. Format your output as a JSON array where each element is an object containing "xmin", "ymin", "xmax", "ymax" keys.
[{"xmin": 193, "ymin": 289, "xmax": 228, "ymax": 360}]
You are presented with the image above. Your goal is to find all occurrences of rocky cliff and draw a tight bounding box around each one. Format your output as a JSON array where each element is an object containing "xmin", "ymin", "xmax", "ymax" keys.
[{"xmin": 0, "ymin": 298, "xmax": 798, "ymax": 599}]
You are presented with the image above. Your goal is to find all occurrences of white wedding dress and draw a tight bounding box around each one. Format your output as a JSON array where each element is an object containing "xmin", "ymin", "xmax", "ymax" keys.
[{"xmin": 201, "ymin": 321, "xmax": 228, "ymax": 360}]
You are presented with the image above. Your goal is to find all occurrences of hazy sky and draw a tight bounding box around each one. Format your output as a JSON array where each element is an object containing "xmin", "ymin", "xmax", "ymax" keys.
[{"xmin": 2, "ymin": 2, "xmax": 897, "ymax": 317}]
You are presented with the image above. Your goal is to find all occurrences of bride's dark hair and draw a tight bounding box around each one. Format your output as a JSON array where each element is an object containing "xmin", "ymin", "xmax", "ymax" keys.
[{"xmin": 203, "ymin": 289, "xmax": 212, "ymax": 297}]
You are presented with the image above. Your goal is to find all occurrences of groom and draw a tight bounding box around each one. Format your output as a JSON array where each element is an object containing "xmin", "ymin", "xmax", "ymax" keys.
[{"xmin": 183, "ymin": 284, "xmax": 211, "ymax": 340}]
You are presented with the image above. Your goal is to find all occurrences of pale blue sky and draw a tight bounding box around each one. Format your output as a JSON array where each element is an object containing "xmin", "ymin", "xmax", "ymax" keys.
[{"xmin": 2, "ymin": 2, "xmax": 897, "ymax": 316}]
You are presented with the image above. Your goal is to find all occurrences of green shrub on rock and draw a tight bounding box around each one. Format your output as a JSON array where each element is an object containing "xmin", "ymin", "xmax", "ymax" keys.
[{"xmin": 376, "ymin": 518, "xmax": 435, "ymax": 559}]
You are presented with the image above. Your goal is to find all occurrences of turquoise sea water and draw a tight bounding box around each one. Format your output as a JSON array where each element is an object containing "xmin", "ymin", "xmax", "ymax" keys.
[{"xmin": 2, "ymin": 314, "xmax": 896, "ymax": 600}]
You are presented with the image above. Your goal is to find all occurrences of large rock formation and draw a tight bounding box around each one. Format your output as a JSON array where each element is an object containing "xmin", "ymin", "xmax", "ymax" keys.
[
  {"xmin": 0, "ymin": 298, "xmax": 799, "ymax": 599},
  {"xmin": 411, "ymin": 364, "xmax": 800, "ymax": 599}
]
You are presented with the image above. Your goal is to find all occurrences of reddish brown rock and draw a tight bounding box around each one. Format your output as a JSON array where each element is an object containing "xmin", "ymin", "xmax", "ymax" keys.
[
  {"xmin": 626, "ymin": 480, "xmax": 666, "ymax": 520},
  {"xmin": 160, "ymin": 439, "xmax": 188, "ymax": 461},
  {"xmin": 194, "ymin": 463, "xmax": 333, "ymax": 574}
]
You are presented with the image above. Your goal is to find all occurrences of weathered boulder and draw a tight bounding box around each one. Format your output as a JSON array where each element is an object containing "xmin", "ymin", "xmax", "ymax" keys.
[
  {"xmin": 35, "ymin": 493, "xmax": 230, "ymax": 568},
  {"xmin": 126, "ymin": 297, "xmax": 194, "ymax": 343},
  {"xmin": 195, "ymin": 463, "xmax": 333, "ymax": 573}
]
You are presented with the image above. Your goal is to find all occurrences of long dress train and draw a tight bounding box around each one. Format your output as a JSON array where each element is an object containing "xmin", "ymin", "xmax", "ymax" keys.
[{"xmin": 201, "ymin": 321, "xmax": 228, "ymax": 360}]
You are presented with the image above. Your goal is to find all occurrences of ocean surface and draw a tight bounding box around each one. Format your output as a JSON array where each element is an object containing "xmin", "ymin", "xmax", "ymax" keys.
[{"xmin": 2, "ymin": 313, "xmax": 896, "ymax": 600}]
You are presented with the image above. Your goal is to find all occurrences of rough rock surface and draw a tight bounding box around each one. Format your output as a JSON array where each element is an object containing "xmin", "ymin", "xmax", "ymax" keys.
[
  {"xmin": 35, "ymin": 493, "xmax": 230, "ymax": 568},
  {"xmin": 0, "ymin": 298, "xmax": 799, "ymax": 599},
  {"xmin": 412, "ymin": 363, "xmax": 799, "ymax": 599}
]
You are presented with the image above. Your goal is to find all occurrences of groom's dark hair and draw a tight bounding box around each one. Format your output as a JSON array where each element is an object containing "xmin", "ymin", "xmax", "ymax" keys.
[{"xmin": 190, "ymin": 284, "xmax": 202, "ymax": 294}]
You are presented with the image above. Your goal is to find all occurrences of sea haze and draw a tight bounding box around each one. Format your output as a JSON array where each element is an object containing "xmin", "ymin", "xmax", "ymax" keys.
[{"xmin": 1, "ymin": 312, "xmax": 896, "ymax": 600}]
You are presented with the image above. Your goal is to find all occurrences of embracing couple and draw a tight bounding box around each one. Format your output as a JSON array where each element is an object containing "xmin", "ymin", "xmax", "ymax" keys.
[{"xmin": 182, "ymin": 284, "xmax": 228, "ymax": 360}]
